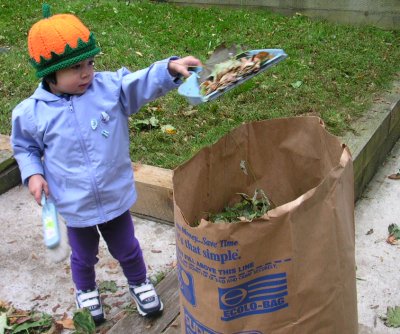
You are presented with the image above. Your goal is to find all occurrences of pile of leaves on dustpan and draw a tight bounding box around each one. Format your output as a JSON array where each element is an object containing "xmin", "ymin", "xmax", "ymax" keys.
[
  {"xmin": 199, "ymin": 188, "xmax": 274, "ymax": 225},
  {"xmin": 199, "ymin": 50, "xmax": 274, "ymax": 96}
]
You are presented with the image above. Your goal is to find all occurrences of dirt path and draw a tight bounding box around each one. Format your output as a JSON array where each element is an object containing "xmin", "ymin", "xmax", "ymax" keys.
[
  {"xmin": 355, "ymin": 139, "xmax": 400, "ymax": 333},
  {"xmin": 0, "ymin": 185, "xmax": 176, "ymax": 329}
]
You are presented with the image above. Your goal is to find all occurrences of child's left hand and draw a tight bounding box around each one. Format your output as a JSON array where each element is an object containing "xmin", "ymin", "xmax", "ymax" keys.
[{"xmin": 168, "ymin": 56, "xmax": 202, "ymax": 79}]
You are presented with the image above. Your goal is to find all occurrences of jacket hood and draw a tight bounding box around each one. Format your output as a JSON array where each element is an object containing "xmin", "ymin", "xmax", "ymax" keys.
[{"xmin": 30, "ymin": 83, "xmax": 65, "ymax": 102}]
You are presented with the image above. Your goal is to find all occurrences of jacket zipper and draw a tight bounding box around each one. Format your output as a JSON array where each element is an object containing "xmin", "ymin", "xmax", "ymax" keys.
[{"xmin": 68, "ymin": 98, "xmax": 106, "ymax": 222}]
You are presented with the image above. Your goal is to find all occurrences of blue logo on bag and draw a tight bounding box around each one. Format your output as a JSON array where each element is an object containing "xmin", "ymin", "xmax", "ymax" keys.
[
  {"xmin": 178, "ymin": 265, "xmax": 196, "ymax": 306},
  {"xmin": 184, "ymin": 307, "xmax": 222, "ymax": 334},
  {"xmin": 184, "ymin": 307, "xmax": 262, "ymax": 334},
  {"xmin": 218, "ymin": 273, "xmax": 289, "ymax": 321}
]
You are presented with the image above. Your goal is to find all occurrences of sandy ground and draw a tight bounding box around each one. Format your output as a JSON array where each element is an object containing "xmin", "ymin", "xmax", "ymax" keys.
[
  {"xmin": 1, "ymin": 141, "xmax": 400, "ymax": 333},
  {"xmin": 355, "ymin": 139, "xmax": 400, "ymax": 333},
  {"xmin": 0, "ymin": 187, "xmax": 176, "ymax": 328}
]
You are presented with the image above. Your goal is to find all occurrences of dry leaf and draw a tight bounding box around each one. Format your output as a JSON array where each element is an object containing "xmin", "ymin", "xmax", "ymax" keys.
[
  {"xmin": 107, "ymin": 260, "xmax": 119, "ymax": 270},
  {"xmin": 30, "ymin": 294, "xmax": 51, "ymax": 301},
  {"xmin": 387, "ymin": 235, "xmax": 398, "ymax": 245},
  {"xmin": 56, "ymin": 317, "xmax": 75, "ymax": 330},
  {"xmin": 366, "ymin": 229, "xmax": 374, "ymax": 235},
  {"xmin": 148, "ymin": 106, "xmax": 162, "ymax": 112},
  {"xmin": 386, "ymin": 224, "xmax": 400, "ymax": 245},
  {"xmin": 161, "ymin": 124, "xmax": 177, "ymax": 134},
  {"xmin": 111, "ymin": 301, "xmax": 125, "ymax": 308},
  {"xmin": 52, "ymin": 304, "xmax": 61, "ymax": 313}
]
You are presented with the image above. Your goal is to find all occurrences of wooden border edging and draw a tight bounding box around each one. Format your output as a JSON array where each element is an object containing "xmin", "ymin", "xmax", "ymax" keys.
[
  {"xmin": 107, "ymin": 268, "xmax": 180, "ymax": 334},
  {"xmin": 130, "ymin": 163, "xmax": 174, "ymax": 224},
  {"xmin": 342, "ymin": 79, "xmax": 400, "ymax": 200}
]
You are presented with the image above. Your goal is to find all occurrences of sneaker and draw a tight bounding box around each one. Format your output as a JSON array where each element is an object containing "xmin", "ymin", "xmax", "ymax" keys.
[
  {"xmin": 76, "ymin": 287, "xmax": 105, "ymax": 324},
  {"xmin": 129, "ymin": 278, "xmax": 163, "ymax": 316}
]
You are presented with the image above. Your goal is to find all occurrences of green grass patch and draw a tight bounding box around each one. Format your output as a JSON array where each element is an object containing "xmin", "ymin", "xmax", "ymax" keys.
[{"xmin": 0, "ymin": 0, "xmax": 399, "ymax": 169}]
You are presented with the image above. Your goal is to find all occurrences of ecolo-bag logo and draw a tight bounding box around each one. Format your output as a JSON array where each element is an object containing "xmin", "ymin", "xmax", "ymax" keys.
[{"xmin": 218, "ymin": 273, "xmax": 289, "ymax": 321}]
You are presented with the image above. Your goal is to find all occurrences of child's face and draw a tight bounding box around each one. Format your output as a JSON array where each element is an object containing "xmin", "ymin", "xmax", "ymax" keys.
[{"xmin": 49, "ymin": 58, "xmax": 95, "ymax": 95}]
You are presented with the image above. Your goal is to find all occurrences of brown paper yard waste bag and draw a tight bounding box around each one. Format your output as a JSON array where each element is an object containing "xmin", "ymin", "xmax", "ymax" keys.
[{"xmin": 172, "ymin": 116, "xmax": 358, "ymax": 334}]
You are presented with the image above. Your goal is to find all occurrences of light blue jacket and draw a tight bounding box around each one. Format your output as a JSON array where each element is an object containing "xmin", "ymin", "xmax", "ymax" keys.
[{"xmin": 11, "ymin": 59, "xmax": 180, "ymax": 227}]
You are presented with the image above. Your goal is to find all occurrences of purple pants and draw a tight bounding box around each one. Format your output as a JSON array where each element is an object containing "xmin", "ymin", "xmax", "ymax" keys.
[{"xmin": 67, "ymin": 210, "xmax": 146, "ymax": 290}]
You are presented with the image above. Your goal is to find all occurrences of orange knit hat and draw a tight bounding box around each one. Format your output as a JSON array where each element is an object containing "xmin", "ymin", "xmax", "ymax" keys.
[{"xmin": 28, "ymin": 4, "xmax": 100, "ymax": 78}]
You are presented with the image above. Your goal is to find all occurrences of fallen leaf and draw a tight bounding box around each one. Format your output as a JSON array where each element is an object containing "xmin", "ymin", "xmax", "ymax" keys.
[
  {"xmin": 113, "ymin": 291, "xmax": 127, "ymax": 298},
  {"xmin": 151, "ymin": 249, "xmax": 162, "ymax": 253},
  {"xmin": 386, "ymin": 224, "xmax": 400, "ymax": 245},
  {"xmin": 52, "ymin": 304, "xmax": 61, "ymax": 313},
  {"xmin": 111, "ymin": 301, "xmax": 125, "ymax": 308},
  {"xmin": 98, "ymin": 280, "xmax": 118, "ymax": 293},
  {"xmin": 161, "ymin": 124, "xmax": 177, "ymax": 134},
  {"xmin": 381, "ymin": 306, "xmax": 400, "ymax": 327},
  {"xmin": 56, "ymin": 317, "xmax": 75, "ymax": 330},
  {"xmin": 291, "ymin": 80, "xmax": 302, "ymax": 88},
  {"xmin": 183, "ymin": 107, "xmax": 197, "ymax": 116},
  {"xmin": 73, "ymin": 308, "xmax": 95, "ymax": 333},
  {"xmin": 31, "ymin": 294, "xmax": 51, "ymax": 301},
  {"xmin": 147, "ymin": 106, "xmax": 162, "ymax": 112},
  {"xmin": 11, "ymin": 313, "xmax": 53, "ymax": 333},
  {"xmin": 366, "ymin": 228, "xmax": 374, "ymax": 235},
  {"xmin": 0, "ymin": 312, "xmax": 12, "ymax": 333},
  {"xmin": 0, "ymin": 300, "xmax": 10, "ymax": 308},
  {"xmin": 387, "ymin": 235, "xmax": 397, "ymax": 245},
  {"xmin": 135, "ymin": 51, "xmax": 143, "ymax": 57},
  {"xmin": 107, "ymin": 261, "xmax": 119, "ymax": 270}
]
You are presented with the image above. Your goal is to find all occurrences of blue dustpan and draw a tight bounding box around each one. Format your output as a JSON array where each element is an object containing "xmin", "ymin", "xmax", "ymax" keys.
[
  {"xmin": 177, "ymin": 66, "xmax": 206, "ymax": 105},
  {"xmin": 178, "ymin": 48, "xmax": 287, "ymax": 106}
]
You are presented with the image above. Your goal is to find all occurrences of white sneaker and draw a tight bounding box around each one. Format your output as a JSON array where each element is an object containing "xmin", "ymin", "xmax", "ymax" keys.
[
  {"xmin": 75, "ymin": 287, "xmax": 105, "ymax": 324},
  {"xmin": 129, "ymin": 278, "xmax": 163, "ymax": 316}
]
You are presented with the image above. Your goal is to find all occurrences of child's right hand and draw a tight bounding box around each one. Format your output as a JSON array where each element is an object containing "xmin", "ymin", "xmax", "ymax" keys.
[{"xmin": 28, "ymin": 174, "xmax": 49, "ymax": 205}]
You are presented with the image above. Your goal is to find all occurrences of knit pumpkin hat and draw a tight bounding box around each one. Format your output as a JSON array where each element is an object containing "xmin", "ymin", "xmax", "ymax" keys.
[{"xmin": 28, "ymin": 4, "xmax": 100, "ymax": 78}]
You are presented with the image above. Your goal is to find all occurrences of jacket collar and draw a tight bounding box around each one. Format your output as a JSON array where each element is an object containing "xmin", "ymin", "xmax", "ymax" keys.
[{"xmin": 29, "ymin": 83, "xmax": 66, "ymax": 102}]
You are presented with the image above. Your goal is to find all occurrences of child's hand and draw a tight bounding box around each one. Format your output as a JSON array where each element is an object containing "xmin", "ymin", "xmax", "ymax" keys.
[
  {"xmin": 168, "ymin": 56, "xmax": 203, "ymax": 79},
  {"xmin": 28, "ymin": 174, "xmax": 49, "ymax": 205}
]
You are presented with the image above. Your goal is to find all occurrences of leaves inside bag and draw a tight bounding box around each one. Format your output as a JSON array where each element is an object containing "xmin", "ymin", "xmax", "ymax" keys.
[{"xmin": 204, "ymin": 189, "xmax": 273, "ymax": 224}]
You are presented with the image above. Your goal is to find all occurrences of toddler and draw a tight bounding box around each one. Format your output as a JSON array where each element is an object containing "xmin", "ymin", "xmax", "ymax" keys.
[{"xmin": 11, "ymin": 4, "xmax": 201, "ymax": 324}]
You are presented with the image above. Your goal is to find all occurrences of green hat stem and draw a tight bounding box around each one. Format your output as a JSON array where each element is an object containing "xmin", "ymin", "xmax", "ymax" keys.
[{"xmin": 42, "ymin": 3, "xmax": 51, "ymax": 18}]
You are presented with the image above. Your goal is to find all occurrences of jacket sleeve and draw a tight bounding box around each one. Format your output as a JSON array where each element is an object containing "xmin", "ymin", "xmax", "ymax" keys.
[
  {"xmin": 11, "ymin": 100, "xmax": 45, "ymax": 185},
  {"xmin": 119, "ymin": 57, "xmax": 181, "ymax": 115}
]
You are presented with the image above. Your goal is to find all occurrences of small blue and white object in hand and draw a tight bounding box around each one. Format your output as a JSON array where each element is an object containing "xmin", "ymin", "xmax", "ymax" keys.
[{"xmin": 41, "ymin": 193, "xmax": 61, "ymax": 249}]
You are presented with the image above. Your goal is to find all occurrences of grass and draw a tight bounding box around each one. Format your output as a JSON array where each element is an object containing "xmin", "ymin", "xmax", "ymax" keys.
[{"xmin": 0, "ymin": 0, "xmax": 399, "ymax": 169}]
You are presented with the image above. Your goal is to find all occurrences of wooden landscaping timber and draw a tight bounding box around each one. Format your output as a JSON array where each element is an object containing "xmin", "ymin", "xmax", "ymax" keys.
[
  {"xmin": 0, "ymin": 135, "xmax": 21, "ymax": 195},
  {"xmin": 0, "ymin": 156, "xmax": 21, "ymax": 195},
  {"xmin": 130, "ymin": 163, "xmax": 174, "ymax": 225},
  {"xmin": 107, "ymin": 268, "xmax": 180, "ymax": 334},
  {"xmin": 163, "ymin": 316, "xmax": 181, "ymax": 334}
]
